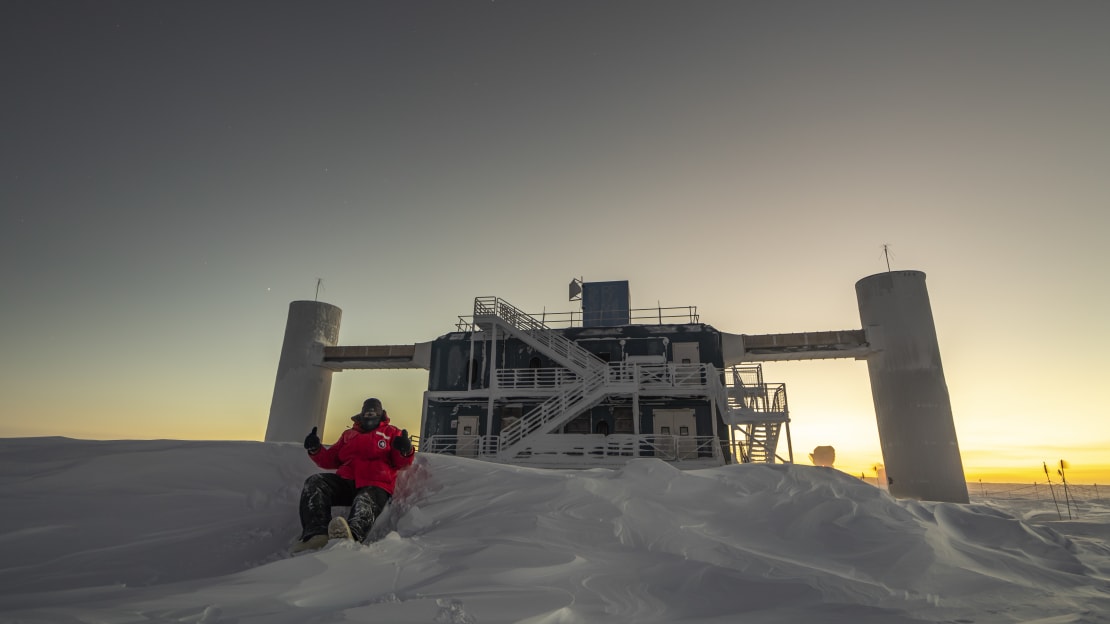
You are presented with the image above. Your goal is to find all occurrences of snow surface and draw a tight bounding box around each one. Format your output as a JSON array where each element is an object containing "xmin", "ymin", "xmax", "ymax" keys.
[{"xmin": 1, "ymin": 438, "xmax": 1108, "ymax": 623}]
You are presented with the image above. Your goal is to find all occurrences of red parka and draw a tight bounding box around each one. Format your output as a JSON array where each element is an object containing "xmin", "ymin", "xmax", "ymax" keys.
[{"xmin": 308, "ymin": 416, "xmax": 414, "ymax": 494}]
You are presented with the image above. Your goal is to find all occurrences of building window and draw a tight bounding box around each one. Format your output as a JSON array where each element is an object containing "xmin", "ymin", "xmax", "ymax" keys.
[
  {"xmin": 469, "ymin": 358, "xmax": 483, "ymax": 388},
  {"xmin": 613, "ymin": 407, "xmax": 634, "ymax": 434},
  {"xmin": 564, "ymin": 413, "xmax": 591, "ymax": 434}
]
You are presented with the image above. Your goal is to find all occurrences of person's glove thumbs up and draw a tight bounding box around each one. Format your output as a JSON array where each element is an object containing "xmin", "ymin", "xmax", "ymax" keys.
[
  {"xmin": 304, "ymin": 426, "xmax": 321, "ymax": 453},
  {"xmin": 392, "ymin": 429, "xmax": 413, "ymax": 456}
]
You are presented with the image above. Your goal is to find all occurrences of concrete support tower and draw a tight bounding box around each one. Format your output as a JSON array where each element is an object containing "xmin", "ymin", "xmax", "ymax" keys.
[
  {"xmin": 856, "ymin": 271, "xmax": 969, "ymax": 503},
  {"xmin": 264, "ymin": 301, "xmax": 343, "ymax": 443}
]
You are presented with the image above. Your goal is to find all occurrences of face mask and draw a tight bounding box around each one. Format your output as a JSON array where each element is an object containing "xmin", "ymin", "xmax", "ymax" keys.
[{"xmin": 358, "ymin": 411, "xmax": 382, "ymax": 430}]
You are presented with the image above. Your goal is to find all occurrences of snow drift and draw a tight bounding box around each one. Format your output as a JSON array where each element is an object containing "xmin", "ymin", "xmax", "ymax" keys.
[{"xmin": 0, "ymin": 437, "xmax": 1107, "ymax": 623}]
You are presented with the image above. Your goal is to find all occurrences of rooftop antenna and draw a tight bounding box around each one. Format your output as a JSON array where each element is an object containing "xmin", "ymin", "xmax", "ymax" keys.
[
  {"xmin": 315, "ymin": 278, "xmax": 324, "ymax": 302},
  {"xmin": 881, "ymin": 244, "xmax": 893, "ymax": 272}
]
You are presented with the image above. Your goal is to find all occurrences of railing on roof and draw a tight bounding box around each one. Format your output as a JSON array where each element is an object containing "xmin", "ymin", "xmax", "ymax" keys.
[{"xmin": 456, "ymin": 304, "xmax": 699, "ymax": 331}]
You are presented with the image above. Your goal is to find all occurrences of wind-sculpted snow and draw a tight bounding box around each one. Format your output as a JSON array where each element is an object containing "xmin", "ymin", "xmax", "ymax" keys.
[{"xmin": 0, "ymin": 438, "xmax": 1107, "ymax": 623}]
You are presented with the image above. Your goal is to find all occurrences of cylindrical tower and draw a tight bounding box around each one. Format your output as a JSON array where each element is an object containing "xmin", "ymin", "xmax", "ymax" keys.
[
  {"xmin": 856, "ymin": 271, "xmax": 969, "ymax": 503},
  {"xmin": 264, "ymin": 301, "xmax": 343, "ymax": 443}
]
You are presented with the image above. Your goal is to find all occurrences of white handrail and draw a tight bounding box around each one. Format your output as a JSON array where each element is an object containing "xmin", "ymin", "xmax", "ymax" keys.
[
  {"xmin": 475, "ymin": 297, "xmax": 607, "ymax": 376},
  {"xmin": 505, "ymin": 434, "xmax": 721, "ymax": 462},
  {"xmin": 421, "ymin": 433, "xmax": 721, "ymax": 463},
  {"xmin": 496, "ymin": 368, "xmax": 581, "ymax": 389}
]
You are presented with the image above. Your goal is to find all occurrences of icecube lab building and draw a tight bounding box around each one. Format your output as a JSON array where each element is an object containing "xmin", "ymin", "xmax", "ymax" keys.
[{"xmin": 265, "ymin": 271, "xmax": 969, "ymax": 503}]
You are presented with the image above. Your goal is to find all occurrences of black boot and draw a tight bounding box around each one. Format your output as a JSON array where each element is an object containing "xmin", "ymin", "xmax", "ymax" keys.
[
  {"xmin": 348, "ymin": 486, "xmax": 391, "ymax": 542},
  {"xmin": 299, "ymin": 473, "xmax": 355, "ymax": 540}
]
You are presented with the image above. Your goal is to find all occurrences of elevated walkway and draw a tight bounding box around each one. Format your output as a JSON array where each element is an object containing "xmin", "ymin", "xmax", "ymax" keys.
[
  {"xmin": 723, "ymin": 330, "xmax": 870, "ymax": 364},
  {"xmin": 322, "ymin": 343, "xmax": 432, "ymax": 370}
]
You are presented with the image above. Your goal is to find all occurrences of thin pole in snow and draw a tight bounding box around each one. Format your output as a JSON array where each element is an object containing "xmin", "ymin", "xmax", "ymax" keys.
[
  {"xmin": 1058, "ymin": 460, "xmax": 1075, "ymax": 519},
  {"xmin": 1043, "ymin": 462, "xmax": 1063, "ymax": 520}
]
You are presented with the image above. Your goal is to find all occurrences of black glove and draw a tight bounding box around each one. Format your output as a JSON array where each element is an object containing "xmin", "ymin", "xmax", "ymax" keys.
[
  {"xmin": 304, "ymin": 426, "xmax": 321, "ymax": 453},
  {"xmin": 392, "ymin": 429, "xmax": 413, "ymax": 456}
]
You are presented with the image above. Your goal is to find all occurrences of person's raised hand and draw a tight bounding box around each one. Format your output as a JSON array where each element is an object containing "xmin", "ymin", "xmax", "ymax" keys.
[
  {"xmin": 304, "ymin": 426, "xmax": 321, "ymax": 453},
  {"xmin": 392, "ymin": 429, "xmax": 413, "ymax": 456}
]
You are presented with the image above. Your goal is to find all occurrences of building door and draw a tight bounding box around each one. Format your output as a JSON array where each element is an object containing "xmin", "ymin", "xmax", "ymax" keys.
[
  {"xmin": 672, "ymin": 342, "xmax": 700, "ymax": 365},
  {"xmin": 653, "ymin": 409, "xmax": 697, "ymax": 459},
  {"xmin": 671, "ymin": 342, "xmax": 701, "ymax": 386},
  {"xmin": 457, "ymin": 415, "xmax": 480, "ymax": 457}
]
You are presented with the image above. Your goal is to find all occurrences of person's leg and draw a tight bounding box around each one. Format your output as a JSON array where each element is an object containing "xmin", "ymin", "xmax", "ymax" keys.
[
  {"xmin": 347, "ymin": 486, "xmax": 391, "ymax": 542},
  {"xmin": 299, "ymin": 473, "xmax": 356, "ymax": 541}
]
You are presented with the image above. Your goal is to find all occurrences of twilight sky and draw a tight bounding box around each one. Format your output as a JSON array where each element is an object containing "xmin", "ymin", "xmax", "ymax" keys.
[{"xmin": 2, "ymin": 1, "xmax": 1108, "ymax": 481}]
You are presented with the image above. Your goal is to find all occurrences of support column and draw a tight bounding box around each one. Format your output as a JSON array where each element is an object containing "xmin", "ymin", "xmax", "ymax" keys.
[
  {"xmin": 709, "ymin": 391, "xmax": 720, "ymax": 460},
  {"xmin": 487, "ymin": 323, "xmax": 497, "ymax": 441},
  {"xmin": 856, "ymin": 271, "xmax": 969, "ymax": 503},
  {"xmin": 264, "ymin": 301, "xmax": 343, "ymax": 443}
]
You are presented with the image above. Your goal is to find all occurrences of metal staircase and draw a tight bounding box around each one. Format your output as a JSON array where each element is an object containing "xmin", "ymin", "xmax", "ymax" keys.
[
  {"xmin": 473, "ymin": 297, "xmax": 608, "ymax": 377},
  {"xmin": 499, "ymin": 368, "xmax": 610, "ymax": 455},
  {"xmin": 472, "ymin": 297, "xmax": 610, "ymax": 457},
  {"xmin": 744, "ymin": 422, "xmax": 782, "ymax": 463},
  {"xmin": 721, "ymin": 365, "xmax": 791, "ymax": 464}
]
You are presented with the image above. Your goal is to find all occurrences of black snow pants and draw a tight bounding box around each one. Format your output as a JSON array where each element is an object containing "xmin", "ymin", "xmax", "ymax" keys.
[{"xmin": 299, "ymin": 473, "xmax": 391, "ymax": 543}]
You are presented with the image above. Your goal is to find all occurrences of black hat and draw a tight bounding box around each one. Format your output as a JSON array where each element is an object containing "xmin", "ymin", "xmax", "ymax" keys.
[{"xmin": 361, "ymin": 398, "xmax": 382, "ymax": 412}]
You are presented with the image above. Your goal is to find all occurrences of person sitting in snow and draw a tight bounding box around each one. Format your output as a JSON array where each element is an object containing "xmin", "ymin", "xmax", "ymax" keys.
[{"xmin": 293, "ymin": 397, "xmax": 415, "ymax": 552}]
